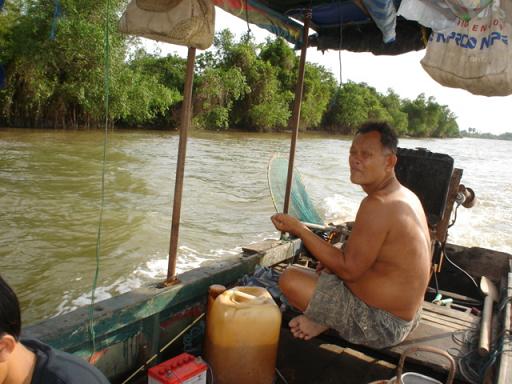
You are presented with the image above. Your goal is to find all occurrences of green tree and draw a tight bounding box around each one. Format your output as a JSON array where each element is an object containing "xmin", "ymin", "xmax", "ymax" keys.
[
  {"xmin": 300, "ymin": 63, "xmax": 337, "ymax": 130},
  {"xmin": 193, "ymin": 66, "xmax": 249, "ymax": 130},
  {"xmin": 402, "ymin": 94, "xmax": 459, "ymax": 137},
  {"xmin": 208, "ymin": 32, "xmax": 293, "ymax": 131},
  {"xmin": 0, "ymin": 12, "xmax": 461, "ymax": 136},
  {"xmin": 244, "ymin": 60, "xmax": 292, "ymax": 131},
  {"xmin": 259, "ymin": 37, "xmax": 296, "ymax": 90},
  {"xmin": 433, "ymin": 106, "xmax": 458, "ymax": 137},
  {"xmin": 129, "ymin": 50, "xmax": 186, "ymax": 92},
  {"xmin": 323, "ymin": 82, "xmax": 390, "ymax": 134},
  {"xmin": 119, "ymin": 51, "xmax": 185, "ymax": 127},
  {"xmin": 401, "ymin": 94, "xmax": 431, "ymax": 136},
  {"xmin": 111, "ymin": 65, "xmax": 181, "ymax": 127},
  {"xmin": 0, "ymin": 0, "xmax": 127, "ymax": 128},
  {"xmin": 379, "ymin": 89, "xmax": 408, "ymax": 134}
]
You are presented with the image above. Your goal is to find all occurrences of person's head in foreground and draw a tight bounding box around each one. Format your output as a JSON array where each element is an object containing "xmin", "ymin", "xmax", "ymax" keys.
[{"xmin": 0, "ymin": 274, "xmax": 110, "ymax": 384}]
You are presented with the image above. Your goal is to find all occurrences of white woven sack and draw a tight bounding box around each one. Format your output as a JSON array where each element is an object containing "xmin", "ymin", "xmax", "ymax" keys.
[
  {"xmin": 420, "ymin": 0, "xmax": 512, "ymax": 96},
  {"xmin": 397, "ymin": 0, "xmax": 457, "ymax": 31},
  {"xmin": 119, "ymin": 0, "xmax": 214, "ymax": 50}
]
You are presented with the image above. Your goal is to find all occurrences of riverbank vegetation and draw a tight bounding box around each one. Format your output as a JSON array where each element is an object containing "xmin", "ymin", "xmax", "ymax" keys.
[
  {"xmin": 460, "ymin": 128, "xmax": 512, "ymax": 141},
  {"xmin": 0, "ymin": 1, "xmax": 460, "ymax": 137}
]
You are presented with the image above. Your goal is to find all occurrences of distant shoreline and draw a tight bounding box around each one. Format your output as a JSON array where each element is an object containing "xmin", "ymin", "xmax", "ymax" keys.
[
  {"xmin": 2, "ymin": 126, "xmax": 511, "ymax": 141},
  {"xmin": 460, "ymin": 132, "xmax": 512, "ymax": 141}
]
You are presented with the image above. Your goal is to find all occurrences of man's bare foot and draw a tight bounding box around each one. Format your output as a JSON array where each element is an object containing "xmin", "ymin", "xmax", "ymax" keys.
[{"xmin": 289, "ymin": 315, "xmax": 329, "ymax": 340}]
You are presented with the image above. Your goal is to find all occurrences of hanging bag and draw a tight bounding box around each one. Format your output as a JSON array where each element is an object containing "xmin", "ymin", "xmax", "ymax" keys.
[
  {"xmin": 119, "ymin": 0, "xmax": 215, "ymax": 50},
  {"xmin": 420, "ymin": 0, "xmax": 512, "ymax": 96}
]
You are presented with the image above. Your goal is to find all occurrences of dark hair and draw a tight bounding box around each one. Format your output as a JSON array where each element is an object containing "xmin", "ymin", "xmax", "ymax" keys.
[
  {"xmin": 356, "ymin": 122, "xmax": 398, "ymax": 154},
  {"xmin": 0, "ymin": 275, "xmax": 21, "ymax": 339}
]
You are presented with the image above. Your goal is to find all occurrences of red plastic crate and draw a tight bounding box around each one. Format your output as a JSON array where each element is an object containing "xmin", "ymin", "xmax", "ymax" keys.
[{"xmin": 148, "ymin": 353, "xmax": 207, "ymax": 384}]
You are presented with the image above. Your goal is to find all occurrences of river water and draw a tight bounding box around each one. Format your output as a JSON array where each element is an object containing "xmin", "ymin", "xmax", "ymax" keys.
[{"xmin": 1, "ymin": 128, "xmax": 511, "ymax": 324}]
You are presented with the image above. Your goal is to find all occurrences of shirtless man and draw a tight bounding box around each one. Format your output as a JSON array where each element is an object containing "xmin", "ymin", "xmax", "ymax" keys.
[{"xmin": 271, "ymin": 122, "xmax": 431, "ymax": 348}]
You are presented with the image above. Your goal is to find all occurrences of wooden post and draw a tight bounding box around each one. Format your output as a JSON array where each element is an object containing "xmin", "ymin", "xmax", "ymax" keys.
[
  {"xmin": 434, "ymin": 168, "xmax": 463, "ymax": 272},
  {"xmin": 283, "ymin": 10, "xmax": 311, "ymax": 215},
  {"xmin": 167, "ymin": 47, "xmax": 196, "ymax": 284}
]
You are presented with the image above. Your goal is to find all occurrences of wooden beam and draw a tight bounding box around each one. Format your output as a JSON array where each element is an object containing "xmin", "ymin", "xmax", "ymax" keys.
[
  {"xmin": 167, "ymin": 47, "xmax": 196, "ymax": 283},
  {"xmin": 283, "ymin": 9, "xmax": 311, "ymax": 215}
]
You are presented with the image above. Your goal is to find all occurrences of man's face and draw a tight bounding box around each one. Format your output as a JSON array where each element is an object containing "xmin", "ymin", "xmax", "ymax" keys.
[{"xmin": 349, "ymin": 131, "xmax": 393, "ymax": 186}]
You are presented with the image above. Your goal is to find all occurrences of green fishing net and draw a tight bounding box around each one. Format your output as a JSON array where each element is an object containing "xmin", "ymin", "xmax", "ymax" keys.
[{"xmin": 267, "ymin": 155, "xmax": 323, "ymax": 226}]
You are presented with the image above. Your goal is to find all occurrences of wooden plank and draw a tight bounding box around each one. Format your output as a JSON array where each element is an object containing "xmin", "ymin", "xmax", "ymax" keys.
[
  {"xmin": 242, "ymin": 238, "xmax": 302, "ymax": 267},
  {"xmin": 242, "ymin": 239, "xmax": 283, "ymax": 254},
  {"xmin": 422, "ymin": 309, "xmax": 477, "ymax": 328},
  {"xmin": 277, "ymin": 329, "xmax": 397, "ymax": 384},
  {"xmin": 385, "ymin": 322, "xmax": 472, "ymax": 375},
  {"xmin": 381, "ymin": 301, "xmax": 481, "ymax": 380},
  {"xmin": 422, "ymin": 309, "xmax": 474, "ymax": 327},
  {"xmin": 426, "ymin": 287, "xmax": 480, "ymax": 304},
  {"xmin": 422, "ymin": 301, "xmax": 479, "ymax": 324},
  {"xmin": 421, "ymin": 313, "xmax": 472, "ymax": 331},
  {"xmin": 434, "ymin": 168, "xmax": 462, "ymax": 245}
]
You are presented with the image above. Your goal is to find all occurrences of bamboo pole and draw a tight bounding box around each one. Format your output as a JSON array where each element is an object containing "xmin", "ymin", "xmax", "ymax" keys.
[
  {"xmin": 283, "ymin": 10, "xmax": 311, "ymax": 215},
  {"xmin": 167, "ymin": 47, "xmax": 196, "ymax": 284}
]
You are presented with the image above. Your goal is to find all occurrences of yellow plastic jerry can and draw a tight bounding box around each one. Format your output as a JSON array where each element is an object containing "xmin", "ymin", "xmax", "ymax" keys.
[{"xmin": 204, "ymin": 286, "xmax": 282, "ymax": 384}]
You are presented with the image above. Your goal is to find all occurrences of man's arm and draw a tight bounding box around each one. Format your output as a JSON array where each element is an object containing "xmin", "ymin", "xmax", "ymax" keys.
[{"xmin": 271, "ymin": 197, "xmax": 390, "ymax": 282}]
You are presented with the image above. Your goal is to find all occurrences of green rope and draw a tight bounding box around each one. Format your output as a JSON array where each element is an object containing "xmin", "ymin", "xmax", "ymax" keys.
[{"xmin": 89, "ymin": 0, "xmax": 111, "ymax": 358}]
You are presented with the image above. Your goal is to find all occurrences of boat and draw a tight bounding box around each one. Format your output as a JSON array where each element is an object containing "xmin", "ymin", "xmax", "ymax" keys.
[{"xmin": 23, "ymin": 1, "xmax": 512, "ymax": 383}]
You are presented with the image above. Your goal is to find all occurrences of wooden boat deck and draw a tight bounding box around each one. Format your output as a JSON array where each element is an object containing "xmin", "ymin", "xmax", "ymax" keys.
[
  {"xmin": 383, "ymin": 301, "xmax": 479, "ymax": 379},
  {"xmin": 281, "ymin": 298, "xmax": 479, "ymax": 383},
  {"xmin": 25, "ymin": 239, "xmax": 510, "ymax": 383},
  {"xmin": 277, "ymin": 328, "xmax": 397, "ymax": 384},
  {"xmin": 277, "ymin": 316, "xmax": 470, "ymax": 384}
]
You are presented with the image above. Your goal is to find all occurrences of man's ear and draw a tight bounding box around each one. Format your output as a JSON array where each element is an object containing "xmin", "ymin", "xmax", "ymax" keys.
[
  {"xmin": 386, "ymin": 153, "xmax": 397, "ymax": 170},
  {"xmin": 0, "ymin": 334, "xmax": 17, "ymax": 363}
]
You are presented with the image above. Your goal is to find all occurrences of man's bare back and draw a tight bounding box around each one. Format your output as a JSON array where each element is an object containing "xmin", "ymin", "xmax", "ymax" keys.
[
  {"xmin": 345, "ymin": 184, "xmax": 431, "ymax": 321},
  {"xmin": 271, "ymin": 123, "xmax": 431, "ymax": 343}
]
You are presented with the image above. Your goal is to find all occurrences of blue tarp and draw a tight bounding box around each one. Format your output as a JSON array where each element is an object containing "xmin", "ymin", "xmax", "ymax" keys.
[
  {"xmin": 0, "ymin": 65, "xmax": 5, "ymax": 89},
  {"xmin": 215, "ymin": 0, "xmax": 400, "ymax": 49},
  {"xmin": 213, "ymin": 0, "xmax": 304, "ymax": 47},
  {"xmin": 362, "ymin": 0, "xmax": 397, "ymax": 43},
  {"xmin": 50, "ymin": 0, "xmax": 62, "ymax": 40},
  {"xmin": 309, "ymin": 2, "xmax": 369, "ymax": 26}
]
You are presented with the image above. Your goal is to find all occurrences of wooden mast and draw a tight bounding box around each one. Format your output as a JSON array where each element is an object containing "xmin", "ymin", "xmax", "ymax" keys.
[
  {"xmin": 166, "ymin": 47, "xmax": 196, "ymax": 284},
  {"xmin": 283, "ymin": 10, "xmax": 311, "ymax": 215}
]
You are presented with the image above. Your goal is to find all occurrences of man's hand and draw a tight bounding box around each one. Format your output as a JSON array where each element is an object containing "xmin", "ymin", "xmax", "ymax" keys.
[
  {"xmin": 315, "ymin": 261, "xmax": 332, "ymax": 275},
  {"xmin": 270, "ymin": 213, "xmax": 307, "ymax": 237}
]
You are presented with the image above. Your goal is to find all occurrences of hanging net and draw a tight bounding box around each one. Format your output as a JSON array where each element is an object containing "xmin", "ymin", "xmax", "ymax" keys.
[{"xmin": 267, "ymin": 154, "xmax": 323, "ymax": 226}]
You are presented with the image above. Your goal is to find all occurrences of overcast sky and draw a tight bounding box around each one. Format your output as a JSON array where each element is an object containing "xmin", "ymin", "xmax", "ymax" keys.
[{"xmin": 143, "ymin": 8, "xmax": 511, "ymax": 135}]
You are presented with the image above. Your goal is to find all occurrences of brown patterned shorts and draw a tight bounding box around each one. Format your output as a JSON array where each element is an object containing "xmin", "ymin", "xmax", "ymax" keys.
[{"xmin": 304, "ymin": 272, "xmax": 421, "ymax": 348}]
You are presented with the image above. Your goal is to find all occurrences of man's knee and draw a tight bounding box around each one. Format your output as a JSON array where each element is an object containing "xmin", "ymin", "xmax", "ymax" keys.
[
  {"xmin": 279, "ymin": 265, "xmax": 304, "ymax": 296},
  {"xmin": 278, "ymin": 267, "xmax": 294, "ymax": 297},
  {"xmin": 278, "ymin": 266, "xmax": 318, "ymax": 311}
]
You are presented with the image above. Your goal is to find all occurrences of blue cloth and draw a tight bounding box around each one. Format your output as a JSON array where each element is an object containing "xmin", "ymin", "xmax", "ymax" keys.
[
  {"xmin": 0, "ymin": 65, "xmax": 5, "ymax": 89},
  {"xmin": 239, "ymin": 265, "xmax": 288, "ymax": 306},
  {"xmin": 311, "ymin": 2, "xmax": 369, "ymax": 26},
  {"xmin": 0, "ymin": 0, "xmax": 4, "ymax": 11},
  {"xmin": 362, "ymin": 0, "xmax": 397, "ymax": 43},
  {"xmin": 50, "ymin": 0, "xmax": 62, "ymax": 40},
  {"xmin": 21, "ymin": 338, "xmax": 110, "ymax": 384}
]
